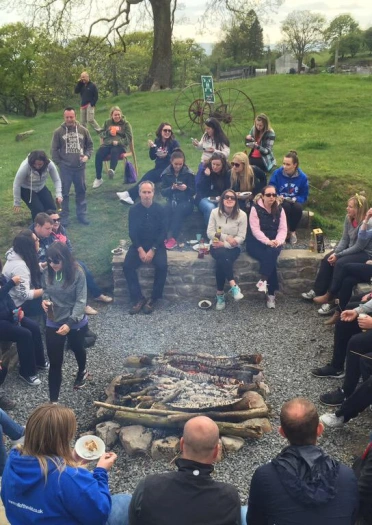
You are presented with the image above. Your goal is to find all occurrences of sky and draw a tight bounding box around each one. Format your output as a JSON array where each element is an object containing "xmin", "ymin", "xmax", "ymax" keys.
[{"xmin": 1, "ymin": 0, "xmax": 372, "ymax": 48}]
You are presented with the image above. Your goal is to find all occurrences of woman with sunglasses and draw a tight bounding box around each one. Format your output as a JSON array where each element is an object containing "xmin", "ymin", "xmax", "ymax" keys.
[
  {"xmin": 46, "ymin": 210, "xmax": 112, "ymax": 313},
  {"xmin": 3, "ymin": 230, "xmax": 45, "ymax": 323},
  {"xmin": 245, "ymin": 113, "xmax": 276, "ymax": 173},
  {"xmin": 207, "ymin": 190, "xmax": 247, "ymax": 310},
  {"xmin": 0, "ymin": 258, "xmax": 47, "ymax": 387},
  {"xmin": 246, "ymin": 186, "xmax": 287, "ymax": 309},
  {"xmin": 117, "ymin": 122, "xmax": 179, "ymax": 205},
  {"xmin": 42, "ymin": 242, "xmax": 89, "ymax": 403},
  {"xmin": 196, "ymin": 152, "xmax": 231, "ymax": 225},
  {"xmin": 192, "ymin": 117, "xmax": 230, "ymax": 187},
  {"xmin": 229, "ymin": 152, "xmax": 266, "ymax": 212},
  {"xmin": 13, "ymin": 150, "xmax": 62, "ymax": 220}
]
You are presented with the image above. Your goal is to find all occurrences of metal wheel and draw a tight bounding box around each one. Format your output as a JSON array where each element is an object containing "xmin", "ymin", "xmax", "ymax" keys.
[
  {"xmin": 213, "ymin": 87, "xmax": 255, "ymax": 138},
  {"xmin": 173, "ymin": 83, "xmax": 222, "ymax": 137}
]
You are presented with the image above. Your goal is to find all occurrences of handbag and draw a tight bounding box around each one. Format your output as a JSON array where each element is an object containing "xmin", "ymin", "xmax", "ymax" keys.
[{"xmin": 124, "ymin": 160, "xmax": 137, "ymax": 183}]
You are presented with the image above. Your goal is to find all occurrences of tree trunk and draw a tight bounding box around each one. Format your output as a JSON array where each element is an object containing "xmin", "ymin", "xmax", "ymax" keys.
[{"xmin": 140, "ymin": 0, "xmax": 172, "ymax": 91}]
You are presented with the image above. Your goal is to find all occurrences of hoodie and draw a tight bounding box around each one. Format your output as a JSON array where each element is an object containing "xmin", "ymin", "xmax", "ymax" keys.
[
  {"xmin": 247, "ymin": 445, "xmax": 358, "ymax": 525},
  {"xmin": 269, "ymin": 167, "xmax": 309, "ymax": 204},
  {"xmin": 1, "ymin": 448, "xmax": 111, "ymax": 525},
  {"xmin": 2, "ymin": 249, "xmax": 38, "ymax": 307},
  {"xmin": 13, "ymin": 158, "xmax": 62, "ymax": 207},
  {"xmin": 0, "ymin": 275, "xmax": 16, "ymax": 321},
  {"xmin": 99, "ymin": 116, "xmax": 133, "ymax": 149},
  {"xmin": 51, "ymin": 122, "xmax": 93, "ymax": 169}
]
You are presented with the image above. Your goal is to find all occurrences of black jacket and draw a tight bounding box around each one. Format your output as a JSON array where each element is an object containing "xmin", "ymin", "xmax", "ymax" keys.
[
  {"xmin": 149, "ymin": 138, "xmax": 180, "ymax": 170},
  {"xmin": 247, "ymin": 445, "xmax": 359, "ymax": 525},
  {"xmin": 129, "ymin": 458, "xmax": 241, "ymax": 525},
  {"xmin": 196, "ymin": 168, "xmax": 230, "ymax": 203},
  {"xmin": 161, "ymin": 165, "xmax": 195, "ymax": 203},
  {"xmin": 0, "ymin": 275, "xmax": 16, "ymax": 322},
  {"xmin": 74, "ymin": 80, "xmax": 98, "ymax": 106},
  {"xmin": 128, "ymin": 202, "xmax": 166, "ymax": 252},
  {"xmin": 353, "ymin": 442, "xmax": 372, "ymax": 524}
]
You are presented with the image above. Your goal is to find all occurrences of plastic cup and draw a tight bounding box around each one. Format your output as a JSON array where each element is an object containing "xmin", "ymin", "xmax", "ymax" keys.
[
  {"xmin": 196, "ymin": 234, "xmax": 202, "ymax": 242},
  {"xmin": 110, "ymin": 126, "xmax": 117, "ymax": 136},
  {"xmin": 359, "ymin": 313, "xmax": 368, "ymax": 332}
]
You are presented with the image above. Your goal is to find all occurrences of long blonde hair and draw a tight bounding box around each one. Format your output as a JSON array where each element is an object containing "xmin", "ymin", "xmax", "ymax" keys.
[
  {"xmin": 230, "ymin": 152, "xmax": 255, "ymax": 192},
  {"xmin": 21, "ymin": 404, "xmax": 78, "ymax": 480},
  {"xmin": 349, "ymin": 194, "xmax": 368, "ymax": 224}
]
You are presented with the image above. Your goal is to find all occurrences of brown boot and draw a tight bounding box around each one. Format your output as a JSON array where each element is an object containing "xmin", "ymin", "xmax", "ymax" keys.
[
  {"xmin": 324, "ymin": 311, "xmax": 340, "ymax": 326},
  {"xmin": 313, "ymin": 292, "xmax": 333, "ymax": 305}
]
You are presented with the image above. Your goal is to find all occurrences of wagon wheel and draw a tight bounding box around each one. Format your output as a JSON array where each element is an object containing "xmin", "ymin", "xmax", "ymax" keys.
[
  {"xmin": 173, "ymin": 83, "xmax": 222, "ymax": 136},
  {"xmin": 212, "ymin": 87, "xmax": 255, "ymax": 138}
]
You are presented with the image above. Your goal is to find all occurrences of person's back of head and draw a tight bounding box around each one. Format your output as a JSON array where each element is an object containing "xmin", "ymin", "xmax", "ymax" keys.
[
  {"xmin": 181, "ymin": 416, "xmax": 219, "ymax": 464},
  {"xmin": 280, "ymin": 397, "xmax": 321, "ymax": 446}
]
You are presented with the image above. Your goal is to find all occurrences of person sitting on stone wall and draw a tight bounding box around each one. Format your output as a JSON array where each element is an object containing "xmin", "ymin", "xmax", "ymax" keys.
[{"xmin": 123, "ymin": 181, "xmax": 167, "ymax": 315}]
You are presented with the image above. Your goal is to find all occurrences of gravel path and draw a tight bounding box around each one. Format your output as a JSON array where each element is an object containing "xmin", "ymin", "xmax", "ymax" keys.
[{"xmin": 3, "ymin": 295, "xmax": 371, "ymax": 503}]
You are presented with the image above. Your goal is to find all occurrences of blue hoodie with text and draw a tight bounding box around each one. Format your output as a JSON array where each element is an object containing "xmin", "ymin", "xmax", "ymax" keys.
[
  {"xmin": 269, "ymin": 167, "xmax": 309, "ymax": 203},
  {"xmin": 1, "ymin": 448, "xmax": 111, "ymax": 525}
]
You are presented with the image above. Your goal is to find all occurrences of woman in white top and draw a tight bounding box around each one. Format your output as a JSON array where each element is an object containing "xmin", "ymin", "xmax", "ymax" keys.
[
  {"xmin": 13, "ymin": 150, "xmax": 62, "ymax": 220},
  {"xmin": 207, "ymin": 189, "xmax": 247, "ymax": 311}
]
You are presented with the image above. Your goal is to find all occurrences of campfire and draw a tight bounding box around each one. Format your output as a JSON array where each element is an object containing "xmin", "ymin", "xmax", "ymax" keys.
[{"xmin": 94, "ymin": 352, "xmax": 271, "ymax": 443}]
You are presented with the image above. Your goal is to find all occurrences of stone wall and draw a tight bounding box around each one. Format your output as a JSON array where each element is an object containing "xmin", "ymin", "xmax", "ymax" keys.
[{"xmin": 113, "ymin": 249, "xmax": 323, "ymax": 304}]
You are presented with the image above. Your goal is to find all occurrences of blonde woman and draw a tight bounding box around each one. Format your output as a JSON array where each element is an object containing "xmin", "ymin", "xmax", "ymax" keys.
[
  {"xmin": 303, "ymin": 194, "xmax": 372, "ymax": 316},
  {"xmin": 229, "ymin": 152, "xmax": 266, "ymax": 211},
  {"xmin": 93, "ymin": 105, "xmax": 133, "ymax": 188},
  {"xmin": 1, "ymin": 404, "xmax": 131, "ymax": 525},
  {"xmin": 245, "ymin": 113, "xmax": 276, "ymax": 172}
]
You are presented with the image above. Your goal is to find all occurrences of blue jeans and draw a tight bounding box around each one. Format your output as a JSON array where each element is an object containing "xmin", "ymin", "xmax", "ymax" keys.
[
  {"xmin": 198, "ymin": 198, "xmax": 218, "ymax": 225},
  {"xmin": 106, "ymin": 494, "xmax": 131, "ymax": 525},
  {"xmin": 106, "ymin": 494, "xmax": 248, "ymax": 525},
  {"xmin": 0, "ymin": 409, "xmax": 24, "ymax": 475},
  {"xmin": 78, "ymin": 260, "xmax": 102, "ymax": 298}
]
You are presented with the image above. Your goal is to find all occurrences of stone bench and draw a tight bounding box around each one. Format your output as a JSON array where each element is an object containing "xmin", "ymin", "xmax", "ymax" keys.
[{"xmin": 113, "ymin": 249, "xmax": 323, "ymax": 304}]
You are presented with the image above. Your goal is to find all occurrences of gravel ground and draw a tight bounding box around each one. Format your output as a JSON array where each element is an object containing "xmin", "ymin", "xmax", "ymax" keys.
[{"xmin": 3, "ymin": 295, "xmax": 371, "ymax": 504}]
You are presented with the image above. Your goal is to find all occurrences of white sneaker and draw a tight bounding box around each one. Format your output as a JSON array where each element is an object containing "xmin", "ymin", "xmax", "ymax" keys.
[
  {"xmin": 116, "ymin": 191, "xmax": 134, "ymax": 205},
  {"xmin": 320, "ymin": 413, "xmax": 345, "ymax": 428},
  {"xmin": 301, "ymin": 290, "xmax": 316, "ymax": 300},
  {"xmin": 318, "ymin": 303, "xmax": 334, "ymax": 315},
  {"xmin": 93, "ymin": 178, "xmax": 103, "ymax": 189},
  {"xmin": 229, "ymin": 285, "xmax": 244, "ymax": 301},
  {"xmin": 216, "ymin": 294, "xmax": 226, "ymax": 311},
  {"xmin": 85, "ymin": 305, "xmax": 98, "ymax": 315},
  {"xmin": 290, "ymin": 232, "xmax": 297, "ymax": 245},
  {"xmin": 267, "ymin": 295, "xmax": 276, "ymax": 309},
  {"xmin": 256, "ymin": 279, "xmax": 268, "ymax": 293},
  {"xmin": 107, "ymin": 169, "xmax": 115, "ymax": 179}
]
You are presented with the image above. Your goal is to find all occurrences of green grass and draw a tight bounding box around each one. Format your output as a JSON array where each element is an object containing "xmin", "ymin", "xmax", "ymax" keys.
[{"xmin": 1, "ymin": 74, "xmax": 372, "ymax": 286}]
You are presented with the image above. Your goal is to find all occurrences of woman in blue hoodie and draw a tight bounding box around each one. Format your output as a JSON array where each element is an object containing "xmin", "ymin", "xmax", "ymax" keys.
[
  {"xmin": 269, "ymin": 150, "xmax": 309, "ymax": 245},
  {"xmin": 1, "ymin": 403, "xmax": 131, "ymax": 525}
]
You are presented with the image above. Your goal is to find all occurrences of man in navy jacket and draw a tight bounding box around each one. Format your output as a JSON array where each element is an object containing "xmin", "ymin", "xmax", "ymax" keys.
[{"xmin": 247, "ymin": 397, "xmax": 359, "ymax": 525}]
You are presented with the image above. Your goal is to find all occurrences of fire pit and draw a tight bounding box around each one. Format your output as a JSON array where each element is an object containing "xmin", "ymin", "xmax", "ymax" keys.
[{"xmin": 94, "ymin": 352, "xmax": 271, "ymax": 440}]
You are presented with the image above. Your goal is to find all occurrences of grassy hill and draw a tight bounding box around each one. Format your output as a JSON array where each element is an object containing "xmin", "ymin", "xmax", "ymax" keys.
[{"xmin": 1, "ymin": 73, "xmax": 372, "ymax": 285}]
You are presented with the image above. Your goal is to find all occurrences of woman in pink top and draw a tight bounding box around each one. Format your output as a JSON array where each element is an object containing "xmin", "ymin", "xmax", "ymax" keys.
[{"xmin": 246, "ymin": 185, "xmax": 287, "ymax": 309}]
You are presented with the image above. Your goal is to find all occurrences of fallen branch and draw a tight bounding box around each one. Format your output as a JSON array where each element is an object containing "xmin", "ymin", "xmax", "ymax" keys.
[{"xmin": 16, "ymin": 130, "xmax": 34, "ymax": 141}]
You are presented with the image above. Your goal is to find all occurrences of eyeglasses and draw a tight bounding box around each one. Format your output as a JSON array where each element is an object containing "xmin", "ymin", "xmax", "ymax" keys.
[
  {"xmin": 264, "ymin": 193, "xmax": 277, "ymax": 197},
  {"xmin": 162, "ymin": 129, "xmax": 172, "ymax": 133},
  {"xmin": 231, "ymin": 162, "xmax": 241, "ymax": 168},
  {"xmin": 52, "ymin": 218, "xmax": 60, "ymax": 223},
  {"xmin": 48, "ymin": 258, "xmax": 61, "ymax": 265},
  {"xmin": 223, "ymin": 195, "xmax": 237, "ymax": 201}
]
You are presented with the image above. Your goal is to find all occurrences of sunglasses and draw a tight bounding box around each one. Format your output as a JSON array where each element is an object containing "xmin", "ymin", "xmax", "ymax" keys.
[
  {"xmin": 52, "ymin": 218, "xmax": 60, "ymax": 223},
  {"xmin": 48, "ymin": 258, "xmax": 62, "ymax": 265},
  {"xmin": 231, "ymin": 162, "xmax": 241, "ymax": 168},
  {"xmin": 264, "ymin": 193, "xmax": 277, "ymax": 197},
  {"xmin": 224, "ymin": 195, "xmax": 237, "ymax": 201},
  {"xmin": 162, "ymin": 129, "xmax": 172, "ymax": 133}
]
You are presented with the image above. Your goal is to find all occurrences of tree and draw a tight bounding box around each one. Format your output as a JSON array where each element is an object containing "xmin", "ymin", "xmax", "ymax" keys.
[
  {"xmin": 334, "ymin": 31, "xmax": 363, "ymax": 59},
  {"xmin": 0, "ymin": 0, "xmax": 281, "ymax": 92},
  {"xmin": 325, "ymin": 14, "xmax": 359, "ymax": 70},
  {"xmin": 222, "ymin": 11, "xmax": 264, "ymax": 64},
  {"xmin": 281, "ymin": 11, "xmax": 326, "ymax": 73},
  {"xmin": 363, "ymin": 27, "xmax": 372, "ymax": 55}
]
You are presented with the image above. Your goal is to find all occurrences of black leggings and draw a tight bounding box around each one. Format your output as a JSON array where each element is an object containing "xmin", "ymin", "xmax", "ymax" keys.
[
  {"xmin": 95, "ymin": 145, "xmax": 125, "ymax": 179},
  {"xmin": 21, "ymin": 186, "xmax": 56, "ymax": 221},
  {"xmin": 338, "ymin": 263, "xmax": 372, "ymax": 310},
  {"xmin": 246, "ymin": 238, "xmax": 281, "ymax": 295},
  {"xmin": 281, "ymin": 200, "xmax": 303, "ymax": 232},
  {"xmin": 314, "ymin": 251, "xmax": 369, "ymax": 296},
  {"xmin": 46, "ymin": 325, "xmax": 87, "ymax": 402},
  {"xmin": 210, "ymin": 247, "xmax": 240, "ymax": 291}
]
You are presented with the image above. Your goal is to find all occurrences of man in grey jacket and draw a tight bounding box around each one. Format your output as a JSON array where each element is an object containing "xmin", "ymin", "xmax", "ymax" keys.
[{"xmin": 51, "ymin": 107, "xmax": 93, "ymax": 226}]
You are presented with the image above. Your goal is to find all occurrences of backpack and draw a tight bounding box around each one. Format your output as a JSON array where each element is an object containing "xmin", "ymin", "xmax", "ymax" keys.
[{"xmin": 125, "ymin": 160, "xmax": 137, "ymax": 183}]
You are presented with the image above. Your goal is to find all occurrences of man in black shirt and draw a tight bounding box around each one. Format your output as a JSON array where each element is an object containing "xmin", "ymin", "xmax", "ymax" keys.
[
  {"xmin": 123, "ymin": 181, "xmax": 167, "ymax": 314},
  {"xmin": 74, "ymin": 71, "xmax": 100, "ymax": 131}
]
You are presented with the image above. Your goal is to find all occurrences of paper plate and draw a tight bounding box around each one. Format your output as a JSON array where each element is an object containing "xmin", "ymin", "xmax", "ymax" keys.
[
  {"xmin": 75, "ymin": 435, "xmax": 105, "ymax": 461},
  {"xmin": 208, "ymin": 196, "xmax": 220, "ymax": 202},
  {"xmin": 111, "ymin": 248, "xmax": 124, "ymax": 255},
  {"xmin": 193, "ymin": 242, "xmax": 212, "ymax": 252},
  {"xmin": 198, "ymin": 300, "xmax": 212, "ymax": 310},
  {"xmin": 187, "ymin": 240, "xmax": 198, "ymax": 245}
]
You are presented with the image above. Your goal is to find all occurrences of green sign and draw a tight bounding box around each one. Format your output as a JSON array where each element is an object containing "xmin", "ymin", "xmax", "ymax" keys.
[{"xmin": 201, "ymin": 76, "xmax": 215, "ymax": 103}]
